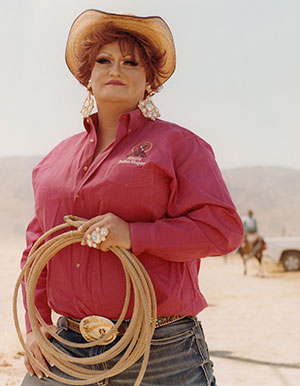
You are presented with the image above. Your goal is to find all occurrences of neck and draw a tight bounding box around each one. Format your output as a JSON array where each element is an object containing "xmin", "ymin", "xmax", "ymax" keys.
[
  {"xmin": 97, "ymin": 101, "xmax": 137, "ymax": 133},
  {"xmin": 93, "ymin": 102, "xmax": 136, "ymax": 155}
]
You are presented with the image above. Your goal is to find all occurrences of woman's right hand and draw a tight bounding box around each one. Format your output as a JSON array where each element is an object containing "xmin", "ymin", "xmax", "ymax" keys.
[{"xmin": 24, "ymin": 325, "xmax": 55, "ymax": 379}]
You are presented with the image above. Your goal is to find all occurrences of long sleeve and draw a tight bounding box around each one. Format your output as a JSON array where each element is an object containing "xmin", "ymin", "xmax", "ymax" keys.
[
  {"xmin": 19, "ymin": 110, "xmax": 243, "ymax": 319},
  {"xmin": 21, "ymin": 215, "xmax": 52, "ymax": 333},
  {"xmin": 129, "ymin": 132, "xmax": 243, "ymax": 262}
]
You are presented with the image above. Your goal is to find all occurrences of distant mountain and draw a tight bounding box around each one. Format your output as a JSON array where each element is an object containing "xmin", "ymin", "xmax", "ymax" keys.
[
  {"xmin": 0, "ymin": 157, "xmax": 299, "ymax": 241},
  {"xmin": 222, "ymin": 166, "xmax": 300, "ymax": 236},
  {"xmin": 0, "ymin": 156, "xmax": 42, "ymax": 239}
]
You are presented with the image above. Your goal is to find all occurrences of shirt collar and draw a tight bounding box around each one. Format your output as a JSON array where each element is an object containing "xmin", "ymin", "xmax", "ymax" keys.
[
  {"xmin": 118, "ymin": 108, "xmax": 148, "ymax": 133},
  {"xmin": 83, "ymin": 113, "xmax": 98, "ymax": 134},
  {"xmin": 83, "ymin": 108, "xmax": 148, "ymax": 135}
]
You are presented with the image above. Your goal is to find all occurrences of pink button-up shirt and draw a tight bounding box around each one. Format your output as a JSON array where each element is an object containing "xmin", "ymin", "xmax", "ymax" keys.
[{"xmin": 21, "ymin": 109, "xmax": 243, "ymax": 332}]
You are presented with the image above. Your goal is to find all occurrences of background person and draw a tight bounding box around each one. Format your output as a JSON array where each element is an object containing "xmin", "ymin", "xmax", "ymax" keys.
[
  {"xmin": 20, "ymin": 9, "xmax": 243, "ymax": 386},
  {"xmin": 242, "ymin": 209, "xmax": 258, "ymax": 234},
  {"xmin": 242, "ymin": 210, "xmax": 264, "ymax": 258}
]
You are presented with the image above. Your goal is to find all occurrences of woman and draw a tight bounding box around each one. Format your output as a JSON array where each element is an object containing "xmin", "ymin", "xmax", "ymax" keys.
[{"xmin": 21, "ymin": 9, "xmax": 243, "ymax": 386}]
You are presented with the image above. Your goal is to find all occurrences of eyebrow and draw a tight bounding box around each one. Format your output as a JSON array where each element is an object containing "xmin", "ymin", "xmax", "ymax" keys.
[
  {"xmin": 95, "ymin": 54, "xmax": 138, "ymax": 64},
  {"xmin": 96, "ymin": 52, "xmax": 135, "ymax": 58},
  {"xmin": 96, "ymin": 52, "xmax": 112, "ymax": 57}
]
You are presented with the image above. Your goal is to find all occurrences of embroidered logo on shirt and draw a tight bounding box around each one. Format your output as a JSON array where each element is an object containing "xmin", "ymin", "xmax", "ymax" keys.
[
  {"xmin": 119, "ymin": 141, "xmax": 152, "ymax": 166},
  {"xmin": 130, "ymin": 142, "xmax": 152, "ymax": 157}
]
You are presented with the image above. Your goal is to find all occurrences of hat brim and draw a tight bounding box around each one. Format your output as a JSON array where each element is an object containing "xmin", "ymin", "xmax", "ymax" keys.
[{"xmin": 65, "ymin": 9, "xmax": 176, "ymax": 87}]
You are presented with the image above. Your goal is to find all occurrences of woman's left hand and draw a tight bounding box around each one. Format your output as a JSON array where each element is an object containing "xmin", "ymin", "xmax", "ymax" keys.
[{"xmin": 79, "ymin": 213, "xmax": 132, "ymax": 251}]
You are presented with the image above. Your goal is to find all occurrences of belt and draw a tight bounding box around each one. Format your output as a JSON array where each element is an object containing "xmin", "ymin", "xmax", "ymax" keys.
[{"xmin": 58, "ymin": 315, "xmax": 186, "ymax": 343}]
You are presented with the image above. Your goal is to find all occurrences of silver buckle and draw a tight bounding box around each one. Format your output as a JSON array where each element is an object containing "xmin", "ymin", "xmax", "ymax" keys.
[{"xmin": 79, "ymin": 315, "xmax": 118, "ymax": 344}]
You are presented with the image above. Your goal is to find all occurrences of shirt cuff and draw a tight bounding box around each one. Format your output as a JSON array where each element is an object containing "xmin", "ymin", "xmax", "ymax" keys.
[{"xmin": 129, "ymin": 222, "xmax": 154, "ymax": 256}]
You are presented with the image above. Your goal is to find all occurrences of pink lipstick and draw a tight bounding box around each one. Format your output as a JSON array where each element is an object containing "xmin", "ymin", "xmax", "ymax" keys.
[{"xmin": 106, "ymin": 80, "xmax": 125, "ymax": 85}]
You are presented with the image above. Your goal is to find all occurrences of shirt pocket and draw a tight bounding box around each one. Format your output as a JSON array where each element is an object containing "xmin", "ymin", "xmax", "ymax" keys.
[{"xmin": 100, "ymin": 166, "xmax": 155, "ymax": 221}]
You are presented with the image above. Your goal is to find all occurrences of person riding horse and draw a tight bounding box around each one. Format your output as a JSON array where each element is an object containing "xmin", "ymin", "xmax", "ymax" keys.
[
  {"xmin": 242, "ymin": 210, "xmax": 263, "ymax": 257},
  {"xmin": 238, "ymin": 210, "xmax": 266, "ymax": 275}
]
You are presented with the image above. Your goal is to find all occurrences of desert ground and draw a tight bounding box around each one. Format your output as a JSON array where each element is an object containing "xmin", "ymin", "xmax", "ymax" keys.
[{"xmin": 1, "ymin": 238, "xmax": 299, "ymax": 386}]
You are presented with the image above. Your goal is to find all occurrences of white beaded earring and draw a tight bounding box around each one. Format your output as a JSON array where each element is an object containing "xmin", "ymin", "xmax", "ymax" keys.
[
  {"xmin": 80, "ymin": 79, "xmax": 94, "ymax": 118},
  {"xmin": 138, "ymin": 84, "xmax": 160, "ymax": 121}
]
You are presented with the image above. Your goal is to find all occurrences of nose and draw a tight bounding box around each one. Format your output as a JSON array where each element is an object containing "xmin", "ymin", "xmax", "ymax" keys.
[{"xmin": 109, "ymin": 60, "xmax": 121, "ymax": 77}]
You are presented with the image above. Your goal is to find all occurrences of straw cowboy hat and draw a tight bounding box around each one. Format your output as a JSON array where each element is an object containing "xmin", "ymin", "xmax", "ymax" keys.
[{"xmin": 65, "ymin": 9, "xmax": 176, "ymax": 86}]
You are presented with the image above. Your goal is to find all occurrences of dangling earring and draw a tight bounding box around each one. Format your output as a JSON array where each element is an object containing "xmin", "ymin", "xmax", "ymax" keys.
[
  {"xmin": 138, "ymin": 84, "xmax": 160, "ymax": 121},
  {"xmin": 80, "ymin": 79, "xmax": 94, "ymax": 118}
]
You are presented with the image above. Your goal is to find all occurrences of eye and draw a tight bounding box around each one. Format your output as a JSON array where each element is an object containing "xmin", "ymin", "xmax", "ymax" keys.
[
  {"xmin": 124, "ymin": 60, "xmax": 138, "ymax": 66},
  {"xmin": 96, "ymin": 58, "xmax": 111, "ymax": 64}
]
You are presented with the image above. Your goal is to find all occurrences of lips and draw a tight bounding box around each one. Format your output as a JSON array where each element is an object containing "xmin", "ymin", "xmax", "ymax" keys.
[{"xmin": 105, "ymin": 80, "xmax": 125, "ymax": 85}]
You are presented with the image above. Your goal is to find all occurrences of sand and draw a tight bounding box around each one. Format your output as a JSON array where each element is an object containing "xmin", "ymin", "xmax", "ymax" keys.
[
  {"xmin": 1, "ymin": 238, "xmax": 299, "ymax": 386},
  {"xmin": 200, "ymin": 255, "xmax": 300, "ymax": 386}
]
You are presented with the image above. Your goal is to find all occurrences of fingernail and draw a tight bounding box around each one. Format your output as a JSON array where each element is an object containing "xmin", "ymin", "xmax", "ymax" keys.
[
  {"xmin": 78, "ymin": 226, "xmax": 83, "ymax": 231},
  {"xmin": 38, "ymin": 374, "xmax": 43, "ymax": 379},
  {"xmin": 29, "ymin": 372, "xmax": 34, "ymax": 377}
]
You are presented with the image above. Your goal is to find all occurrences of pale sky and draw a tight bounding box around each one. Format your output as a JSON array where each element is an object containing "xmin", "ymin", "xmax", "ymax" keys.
[{"xmin": 1, "ymin": 0, "xmax": 299, "ymax": 170}]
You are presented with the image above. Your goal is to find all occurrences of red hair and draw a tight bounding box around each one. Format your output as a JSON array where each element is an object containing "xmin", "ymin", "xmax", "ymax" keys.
[{"xmin": 76, "ymin": 22, "xmax": 167, "ymax": 91}]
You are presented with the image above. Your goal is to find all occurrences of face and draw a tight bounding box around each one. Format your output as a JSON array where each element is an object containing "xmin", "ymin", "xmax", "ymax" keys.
[{"xmin": 90, "ymin": 41, "xmax": 147, "ymax": 110}]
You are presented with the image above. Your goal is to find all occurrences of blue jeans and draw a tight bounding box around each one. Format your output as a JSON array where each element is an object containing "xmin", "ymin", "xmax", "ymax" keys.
[{"xmin": 21, "ymin": 316, "xmax": 216, "ymax": 385}]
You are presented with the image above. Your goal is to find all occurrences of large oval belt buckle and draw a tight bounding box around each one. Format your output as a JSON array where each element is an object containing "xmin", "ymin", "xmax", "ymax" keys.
[{"xmin": 79, "ymin": 315, "xmax": 118, "ymax": 345}]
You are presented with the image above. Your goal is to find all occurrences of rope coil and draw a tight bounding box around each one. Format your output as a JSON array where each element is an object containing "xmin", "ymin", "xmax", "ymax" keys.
[{"xmin": 13, "ymin": 215, "xmax": 157, "ymax": 385}]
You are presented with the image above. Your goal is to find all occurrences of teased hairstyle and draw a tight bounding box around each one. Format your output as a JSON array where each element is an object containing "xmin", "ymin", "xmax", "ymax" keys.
[{"xmin": 76, "ymin": 22, "xmax": 167, "ymax": 91}]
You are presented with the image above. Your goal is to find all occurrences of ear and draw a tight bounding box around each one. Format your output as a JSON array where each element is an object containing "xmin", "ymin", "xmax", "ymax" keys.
[
  {"xmin": 87, "ymin": 79, "xmax": 94, "ymax": 95},
  {"xmin": 145, "ymin": 83, "xmax": 154, "ymax": 96}
]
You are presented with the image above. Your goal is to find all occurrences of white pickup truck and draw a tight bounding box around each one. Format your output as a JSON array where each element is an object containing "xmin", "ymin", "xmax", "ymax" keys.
[{"xmin": 264, "ymin": 237, "xmax": 300, "ymax": 271}]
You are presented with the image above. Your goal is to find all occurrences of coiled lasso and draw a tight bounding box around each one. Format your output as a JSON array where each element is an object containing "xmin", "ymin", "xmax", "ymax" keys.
[{"xmin": 13, "ymin": 215, "xmax": 157, "ymax": 385}]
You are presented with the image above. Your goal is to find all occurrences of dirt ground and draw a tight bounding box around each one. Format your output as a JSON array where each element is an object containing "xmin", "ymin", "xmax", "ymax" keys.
[
  {"xmin": 200, "ymin": 254, "xmax": 300, "ymax": 386},
  {"xmin": 1, "ymin": 239, "xmax": 299, "ymax": 386}
]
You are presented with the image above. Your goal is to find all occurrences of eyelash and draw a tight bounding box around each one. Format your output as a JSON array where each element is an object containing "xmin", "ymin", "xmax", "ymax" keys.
[
  {"xmin": 96, "ymin": 58, "xmax": 138, "ymax": 66},
  {"xmin": 96, "ymin": 58, "xmax": 110, "ymax": 64},
  {"xmin": 124, "ymin": 60, "xmax": 138, "ymax": 66}
]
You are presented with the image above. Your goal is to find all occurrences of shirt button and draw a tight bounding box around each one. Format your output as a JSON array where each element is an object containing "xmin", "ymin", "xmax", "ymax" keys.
[
  {"xmin": 75, "ymin": 194, "xmax": 80, "ymax": 199},
  {"xmin": 76, "ymin": 263, "xmax": 80, "ymax": 268},
  {"xmin": 128, "ymin": 129, "xmax": 132, "ymax": 133},
  {"xmin": 83, "ymin": 166, "xmax": 88, "ymax": 171},
  {"xmin": 90, "ymin": 139, "xmax": 95, "ymax": 143}
]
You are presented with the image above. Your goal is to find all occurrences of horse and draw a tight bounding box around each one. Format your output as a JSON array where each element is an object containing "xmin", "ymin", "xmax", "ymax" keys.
[{"xmin": 237, "ymin": 233, "xmax": 266, "ymax": 276}]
